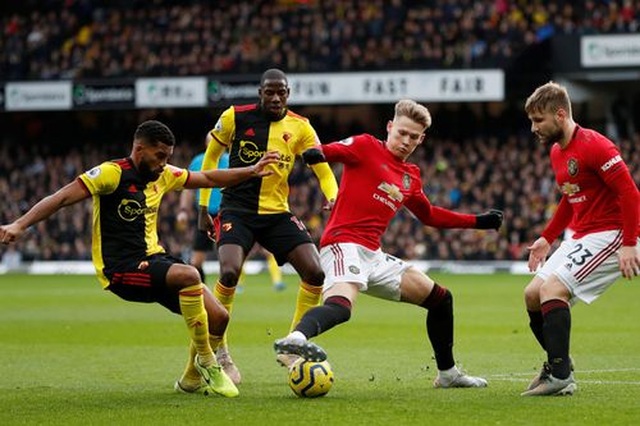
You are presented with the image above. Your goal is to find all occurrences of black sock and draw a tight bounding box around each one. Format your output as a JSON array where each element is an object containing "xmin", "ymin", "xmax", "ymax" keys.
[
  {"xmin": 541, "ymin": 299, "xmax": 572, "ymax": 379},
  {"xmin": 295, "ymin": 296, "xmax": 352, "ymax": 339},
  {"xmin": 527, "ymin": 310, "xmax": 546, "ymax": 350},
  {"xmin": 421, "ymin": 284, "xmax": 455, "ymax": 370}
]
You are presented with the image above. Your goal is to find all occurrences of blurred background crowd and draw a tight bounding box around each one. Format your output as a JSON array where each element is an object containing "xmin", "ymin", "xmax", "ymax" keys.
[
  {"xmin": 2, "ymin": 0, "xmax": 639, "ymax": 80},
  {"xmin": 1, "ymin": 0, "xmax": 640, "ymax": 265}
]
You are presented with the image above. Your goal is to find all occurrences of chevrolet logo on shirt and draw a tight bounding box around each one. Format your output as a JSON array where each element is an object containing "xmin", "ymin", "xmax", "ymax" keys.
[
  {"xmin": 560, "ymin": 182, "xmax": 580, "ymax": 196},
  {"xmin": 377, "ymin": 182, "xmax": 404, "ymax": 202}
]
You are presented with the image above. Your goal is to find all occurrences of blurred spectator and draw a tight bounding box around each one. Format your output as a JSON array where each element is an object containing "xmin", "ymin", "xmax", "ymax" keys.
[{"xmin": 2, "ymin": 0, "xmax": 640, "ymax": 79}]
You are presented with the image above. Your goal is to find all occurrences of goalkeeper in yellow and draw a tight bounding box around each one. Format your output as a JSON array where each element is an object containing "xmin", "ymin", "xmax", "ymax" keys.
[
  {"xmin": 198, "ymin": 68, "xmax": 338, "ymax": 384},
  {"xmin": 0, "ymin": 120, "xmax": 278, "ymax": 398}
]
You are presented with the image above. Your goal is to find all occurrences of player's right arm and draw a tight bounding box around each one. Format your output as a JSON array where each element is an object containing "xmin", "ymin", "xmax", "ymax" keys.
[
  {"xmin": 1, "ymin": 160, "xmax": 121, "ymax": 244},
  {"xmin": 0, "ymin": 176, "xmax": 91, "ymax": 245},
  {"xmin": 539, "ymin": 195, "xmax": 572, "ymax": 245},
  {"xmin": 527, "ymin": 196, "xmax": 572, "ymax": 272}
]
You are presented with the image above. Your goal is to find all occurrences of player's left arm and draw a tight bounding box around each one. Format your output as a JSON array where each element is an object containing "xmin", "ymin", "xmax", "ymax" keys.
[
  {"xmin": 300, "ymin": 124, "xmax": 339, "ymax": 204},
  {"xmin": 405, "ymin": 191, "xmax": 502, "ymax": 230},
  {"xmin": 595, "ymin": 143, "xmax": 640, "ymax": 278},
  {"xmin": 309, "ymin": 161, "xmax": 338, "ymax": 205},
  {"xmin": 404, "ymin": 166, "xmax": 502, "ymax": 229}
]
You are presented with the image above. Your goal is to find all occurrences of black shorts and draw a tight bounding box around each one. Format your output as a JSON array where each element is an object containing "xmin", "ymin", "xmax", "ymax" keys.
[
  {"xmin": 193, "ymin": 228, "xmax": 215, "ymax": 252},
  {"xmin": 104, "ymin": 253, "xmax": 185, "ymax": 314},
  {"xmin": 213, "ymin": 210, "xmax": 313, "ymax": 265}
]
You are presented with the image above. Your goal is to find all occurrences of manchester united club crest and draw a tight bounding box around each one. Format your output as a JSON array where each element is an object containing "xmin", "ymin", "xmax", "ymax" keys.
[
  {"xmin": 402, "ymin": 173, "xmax": 411, "ymax": 190},
  {"xmin": 567, "ymin": 158, "xmax": 579, "ymax": 176},
  {"xmin": 222, "ymin": 222, "xmax": 233, "ymax": 232}
]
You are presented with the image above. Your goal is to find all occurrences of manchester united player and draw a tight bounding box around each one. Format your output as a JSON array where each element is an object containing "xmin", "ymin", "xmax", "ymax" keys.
[
  {"xmin": 520, "ymin": 82, "xmax": 640, "ymax": 396},
  {"xmin": 274, "ymin": 99, "xmax": 503, "ymax": 389}
]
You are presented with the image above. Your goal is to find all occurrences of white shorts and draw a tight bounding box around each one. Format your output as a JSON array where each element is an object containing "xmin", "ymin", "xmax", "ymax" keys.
[
  {"xmin": 537, "ymin": 230, "xmax": 636, "ymax": 304},
  {"xmin": 320, "ymin": 243, "xmax": 412, "ymax": 301}
]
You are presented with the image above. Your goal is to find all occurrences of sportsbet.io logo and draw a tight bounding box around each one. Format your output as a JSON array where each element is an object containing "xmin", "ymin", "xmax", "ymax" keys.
[
  {"xmin": 238, "ymin": 140, "xmax": 265, "ymax": 164},
  {"xmin": 118, "ymin": 199, "xmax": 156, "ymax": 222}
]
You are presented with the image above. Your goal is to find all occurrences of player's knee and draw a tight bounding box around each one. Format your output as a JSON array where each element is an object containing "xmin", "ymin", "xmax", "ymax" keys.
[
  {"xmin": 420, "ymin": 284, "xmax": 452, "ymax": 310},
  {"xmin": 193, "ymin": 265, "xmax": 205, "ymax": 283},
  {"xmin": 218, "ymin": 269, "xmax": 240, "ymax": 287},
  {"xmin": 524, "ymin": 281, "xmax": 541, "ymax": 307},
  {"xmin": 176, "ymin": 265, "xmax": 202, "ymax": 288},
  {"xmin": 324, "ymin": 295, "xmax": 352, "ymax": 323},
  {"xmin": 302, "ymin": 268, "xmax": 325, "ymax": 288}
]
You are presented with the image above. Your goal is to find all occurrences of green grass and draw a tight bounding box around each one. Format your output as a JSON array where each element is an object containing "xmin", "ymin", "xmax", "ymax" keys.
[{"xmin": 1, "ymin": 273, "xmax": 639, "ymax": 425}]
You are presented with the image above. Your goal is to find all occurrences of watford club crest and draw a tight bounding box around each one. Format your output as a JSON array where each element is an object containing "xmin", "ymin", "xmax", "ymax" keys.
[{"xmin": 567, "ymin": 158, "xmax": 579, "ymax": 176}]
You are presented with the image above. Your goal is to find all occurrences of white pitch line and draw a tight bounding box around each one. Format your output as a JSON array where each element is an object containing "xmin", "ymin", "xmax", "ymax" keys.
[
  {"xmin": 488, "ymin": 367, "xmax": 640, "ymax": 378},
  {"xmin": 487, "ymin": 367, "xmax": 640, "ymax": 385},
  {"xmin": 489, "ymin": 377, "xmax": 640, "ymax": 385}
]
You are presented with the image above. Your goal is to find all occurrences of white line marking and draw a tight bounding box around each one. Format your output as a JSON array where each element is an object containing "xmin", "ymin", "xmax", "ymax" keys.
[
  {"xmin": 490, "ymin": 377, "xmax": 640, "ymax": 385},
  {"xmin": 487, "ymin": 367, "xmax": 640, "ymax": 385},
  {"xmin": 488, "ymin": 367, "xmax": 640, "ymax": 378}
]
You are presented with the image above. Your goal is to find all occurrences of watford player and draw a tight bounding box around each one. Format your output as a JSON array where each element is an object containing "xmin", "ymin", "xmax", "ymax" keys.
[
  {"xmin": 198, "ymin": 69, "xmax": 338, "ymax": 384},
  {"xmin": 0, "ymin": 120, "xmax": 278, "ymax": 398}
]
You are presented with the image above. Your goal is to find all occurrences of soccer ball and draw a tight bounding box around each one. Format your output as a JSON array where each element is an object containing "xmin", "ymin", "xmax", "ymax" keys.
[{"xmin": 288, "ymin": 358, "xmax": 334, "ymax": 398}]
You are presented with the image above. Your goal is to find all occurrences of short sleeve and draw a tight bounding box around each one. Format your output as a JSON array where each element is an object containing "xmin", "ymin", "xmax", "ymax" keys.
[
  {"xmin": 78, "ymin": 162, "xmax": 122, "ymax": 195},
  {"xmin": 210, "ymin": 107, "xmax": 236, "ymax": 147},
  {"xmin": 162, "ymin": 164, "xmax": 189, "ymax": 192}
]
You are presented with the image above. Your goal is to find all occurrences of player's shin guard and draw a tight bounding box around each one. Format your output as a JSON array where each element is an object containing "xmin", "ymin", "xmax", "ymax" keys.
[
  {"xmin": 542, "ymin": 299, "xmax": 572, "ymax": 379},
  {"xmin": 295, "ymin": 296, "xmax": 352, "ymax": 339},
  {"xmin": 421, "ymin": 284, "xmax": 455, "ymax": 370},
  {"xmin": 214, "ymin": 281, "xmax": 236, "ymax": 348},
  {"xmin": 289, "ymin": 281, "xmax": 323, "ymax": 332},
  {"xmin": 179, "ymin": 284, "xmax": 214, "ymax": 365},
  {"xmin": 527, "ymin": 309, "xmax": 546, "ymax": 350}
]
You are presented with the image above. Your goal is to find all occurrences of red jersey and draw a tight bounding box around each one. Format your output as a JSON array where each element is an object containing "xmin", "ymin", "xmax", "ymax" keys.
[
  {"xmin": 541, "ymin": 126, "xmax": 640, "ymax": 246},
  {"xmin": 319, "ymin": 134, "xmax": 476, "ymax": 250}
]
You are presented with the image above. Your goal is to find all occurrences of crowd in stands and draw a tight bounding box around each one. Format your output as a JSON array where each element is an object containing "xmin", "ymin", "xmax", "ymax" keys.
[
  {"xmin": 2, "ymin": 0, "xmax": 640, "ymax": 80},
  {"xmin": 1, "ymin": 106, "xmax": 639, "ymax": 265}
]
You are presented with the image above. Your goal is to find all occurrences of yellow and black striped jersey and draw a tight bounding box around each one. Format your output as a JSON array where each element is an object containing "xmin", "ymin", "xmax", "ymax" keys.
[
  {"xmin": 77, "ymin": 158, "xmax": 189, "ymax": 288},
  {"xmin": 209, "ymin": 104, "xmax": 321, "ymax": 214}
]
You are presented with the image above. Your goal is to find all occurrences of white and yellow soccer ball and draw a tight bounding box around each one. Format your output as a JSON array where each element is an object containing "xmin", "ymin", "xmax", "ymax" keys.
[{"xmin": 288, "ymin": 358, "xmax": 334, "ymax": 398}]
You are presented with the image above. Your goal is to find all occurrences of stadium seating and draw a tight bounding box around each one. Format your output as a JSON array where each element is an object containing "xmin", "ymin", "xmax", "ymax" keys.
[{"xmin": 2, "ymin": 0, "xmax": 639, "ymax": 79}]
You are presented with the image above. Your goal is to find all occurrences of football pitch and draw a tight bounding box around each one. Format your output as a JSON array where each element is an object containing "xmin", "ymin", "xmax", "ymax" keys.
[{"xmin": 1, "ymin": 272, "xmax": 639, "ymax": 425}]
